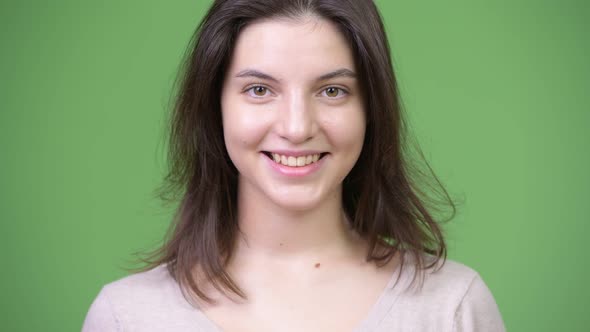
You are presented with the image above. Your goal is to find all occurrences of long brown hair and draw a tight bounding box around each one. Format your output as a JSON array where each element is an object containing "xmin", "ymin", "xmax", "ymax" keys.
[{"xmin": 135, "ymin": 0, "xmax": 456, "ymax": 304}]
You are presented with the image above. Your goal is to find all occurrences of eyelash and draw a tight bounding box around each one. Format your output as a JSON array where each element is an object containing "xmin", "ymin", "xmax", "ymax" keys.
[{"xmin": 243, "ymin": 85, "xmax": 349, "ymax": 98}]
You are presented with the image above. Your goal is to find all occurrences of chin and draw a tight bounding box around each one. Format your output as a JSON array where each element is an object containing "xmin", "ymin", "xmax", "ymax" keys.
[
  {"xmin": 265, "ymin": 186, "xmax": 339, "ymax": 213},
  {"xmin": 272, "ymin": 198, "xmax": 322, "ymax": 212}
]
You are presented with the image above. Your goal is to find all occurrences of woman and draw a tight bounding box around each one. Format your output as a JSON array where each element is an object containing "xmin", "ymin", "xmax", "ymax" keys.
[{"xmin": 83, "ymin": 0, "xmax": 505, "ymax": 331}]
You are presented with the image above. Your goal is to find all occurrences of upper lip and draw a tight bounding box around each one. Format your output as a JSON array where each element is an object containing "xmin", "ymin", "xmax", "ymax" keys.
[{"xmin": 262, "ymin": 150, "xmax": 326, "ymax": 157}]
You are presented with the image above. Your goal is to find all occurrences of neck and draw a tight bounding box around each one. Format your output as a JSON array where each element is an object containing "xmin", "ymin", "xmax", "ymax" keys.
[{"xmin": 230, "ymin": 179, "xmax": 363, "ymax": 265}]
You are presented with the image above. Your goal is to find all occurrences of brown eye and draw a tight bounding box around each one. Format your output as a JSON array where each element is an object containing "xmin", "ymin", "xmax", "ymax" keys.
[
  {"xmin": 252, "ymin": 86, "xmax": 268, "ymax": 97},
  {"xmin": 324, "ymin": 87, "xmax": 345, "ymax": 98},
  {"xmin": 326, "ymin": 87, "xmax": 338, "ymax": 97}
]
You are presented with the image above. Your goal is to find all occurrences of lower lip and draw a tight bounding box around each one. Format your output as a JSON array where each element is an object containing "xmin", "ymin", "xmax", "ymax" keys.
[{"xmin": 263, "ymin": 153, "xmax": 326, "ymax": 177}]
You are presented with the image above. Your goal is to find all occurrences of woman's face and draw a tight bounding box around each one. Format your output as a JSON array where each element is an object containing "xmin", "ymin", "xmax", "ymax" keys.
[{"xmin": 221, "ymin": 17, "xmax": 365, "ymax": 211}]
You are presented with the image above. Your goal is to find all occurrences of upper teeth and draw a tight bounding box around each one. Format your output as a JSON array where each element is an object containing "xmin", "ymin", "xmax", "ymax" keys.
[{"xmin": 272, "ymin": 153, "xmax": 320, "ymax": 167}]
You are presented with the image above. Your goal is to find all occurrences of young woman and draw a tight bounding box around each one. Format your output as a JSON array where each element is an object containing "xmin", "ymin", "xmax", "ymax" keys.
[{"xmin": 83, "ymin": 0, "xmax": 505, "ymax": 331}]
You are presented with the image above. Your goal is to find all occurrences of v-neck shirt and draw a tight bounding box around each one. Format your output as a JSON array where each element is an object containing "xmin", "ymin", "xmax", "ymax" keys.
[{"xmin": 82, "ymin": 257, "xmax": 505, "ymax": 331}]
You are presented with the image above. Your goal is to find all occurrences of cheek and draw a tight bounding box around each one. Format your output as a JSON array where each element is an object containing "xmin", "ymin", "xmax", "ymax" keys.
[
  {"xmin": 221, "ymin": 98, "xmax": 271, "ymax": 153},
  {"xmin": 322, "ymin": 107, "xmax": 366, "ymax": 152}
]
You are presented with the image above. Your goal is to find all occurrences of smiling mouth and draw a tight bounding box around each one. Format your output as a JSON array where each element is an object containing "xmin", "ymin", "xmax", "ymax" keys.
[{"xmin": 262, "ymin": 151, "xmax": 329, "ymax": 167}]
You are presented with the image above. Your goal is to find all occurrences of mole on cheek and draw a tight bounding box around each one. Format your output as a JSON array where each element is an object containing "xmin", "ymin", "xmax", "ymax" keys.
[{"xmin": 314, "ymin": 263, "xmax": 320, "ymax": 268}]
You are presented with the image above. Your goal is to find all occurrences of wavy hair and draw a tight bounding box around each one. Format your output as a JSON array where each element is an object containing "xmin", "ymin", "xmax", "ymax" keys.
[{"xmin": 134, "ymin": 0, "xmax": 456, "ymax": 304}]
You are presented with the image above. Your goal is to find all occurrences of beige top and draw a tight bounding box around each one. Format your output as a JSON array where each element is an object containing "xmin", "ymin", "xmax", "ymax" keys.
[{"xmin": 82, "ymin": 257, "xmax": 505, "ymax": 331}]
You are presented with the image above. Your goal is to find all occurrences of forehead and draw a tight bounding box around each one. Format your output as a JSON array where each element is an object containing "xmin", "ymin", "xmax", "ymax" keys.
[{"xmin": 226, "ymin": 17, "xmax": 355, "ymax": 79}]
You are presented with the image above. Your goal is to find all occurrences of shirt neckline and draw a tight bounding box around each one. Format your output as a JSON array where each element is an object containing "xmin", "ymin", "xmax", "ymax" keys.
[
  {"xmin": 191, "ymin": 258, "xmax": 409, "ymax": 332},
  {"xmin": 351, "ymin": 259, "xmax": 409, "ymax": 331}
]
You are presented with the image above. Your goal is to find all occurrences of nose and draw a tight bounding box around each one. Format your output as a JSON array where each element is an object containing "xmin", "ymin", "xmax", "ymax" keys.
[{"xmin": 277, "ymin": 91, "xmax": 316, "ymax": 144}]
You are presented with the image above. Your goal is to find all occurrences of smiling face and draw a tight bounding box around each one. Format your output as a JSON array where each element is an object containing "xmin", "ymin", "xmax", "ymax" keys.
[{"xmin": 221, "ymin": 16, "xmax": 366, "ymax": 212}]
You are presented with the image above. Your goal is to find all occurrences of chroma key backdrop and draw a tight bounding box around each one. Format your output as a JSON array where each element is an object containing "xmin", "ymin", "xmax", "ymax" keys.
[{"xmin": 1, "ymin": 0, "xmax": 588, "ymax": 331}]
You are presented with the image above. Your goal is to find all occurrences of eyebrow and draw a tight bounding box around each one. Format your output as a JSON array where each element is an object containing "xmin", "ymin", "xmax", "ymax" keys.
[
  {"xmin": 235, "ymin": 69, "xmax": 280, "ymax": 83},
  {"xmin": 234, "ymin": 68, "xmax": 357, "ymax": 83},
  {"xmin": 317, "ymin": 68, "xmax": 357, "ymax": 81}
]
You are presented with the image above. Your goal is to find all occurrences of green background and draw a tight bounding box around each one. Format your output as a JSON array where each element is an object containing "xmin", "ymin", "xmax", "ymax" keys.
[{"xmin": 1, "ymin": 0, "xmax": 588, "ymax": 330}]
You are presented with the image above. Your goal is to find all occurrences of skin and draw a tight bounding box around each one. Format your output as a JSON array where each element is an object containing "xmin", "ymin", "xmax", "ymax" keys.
[{"xmin": 202, "ymin": 16, "xmax": 399, "ymax": 332}]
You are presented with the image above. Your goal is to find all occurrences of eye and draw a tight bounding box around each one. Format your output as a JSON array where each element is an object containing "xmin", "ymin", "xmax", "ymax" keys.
[
  {"xmin": 322, "ymin": 86, "xmax": 347, "ymax": 98},
  {"xmin": 245, "ymin": 85, "xmax": 270, "ymax": 97}
]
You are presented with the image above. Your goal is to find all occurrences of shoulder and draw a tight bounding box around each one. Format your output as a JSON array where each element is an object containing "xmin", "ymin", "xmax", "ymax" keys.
[
  {"xmin": 81, "ymin": 265, "xmax": 202, "ymax": 332},
  {"xmin": 434, "ymin": 261, "xmax": 506, "ymax": 331},
  {"xmin": 419, "ymin": 257, "xmax": 482, "ymax": 297},
  {"xmin": 395, "ymin": 257, "xmax": 485, "ymax": 313},
  {"xmin": 378, "ymin": 256, "xmax": 505, "ymax": 331},
  {"xmin": 100, "ymin": 264, "xmax": 180, "ymax": 304}
]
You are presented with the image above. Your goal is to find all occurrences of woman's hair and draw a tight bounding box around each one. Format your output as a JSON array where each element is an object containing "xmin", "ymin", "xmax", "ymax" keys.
[{"xmin": 135, "ymin": 0, "xmax": 456, "ymax": 304}]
